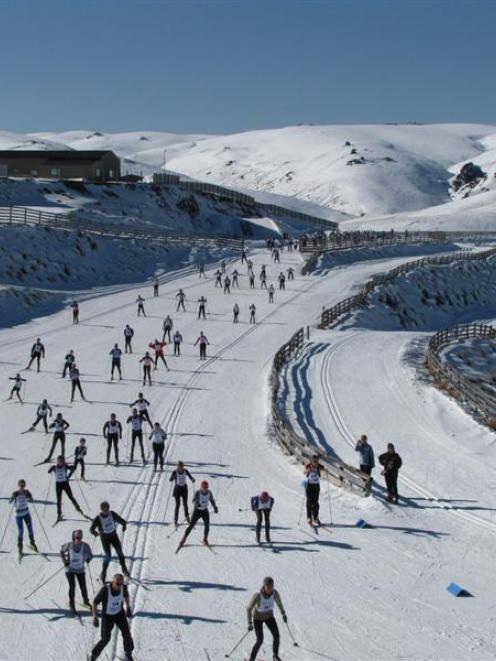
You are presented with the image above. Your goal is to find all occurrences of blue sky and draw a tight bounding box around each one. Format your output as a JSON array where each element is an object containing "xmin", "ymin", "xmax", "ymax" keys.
[{"xmin": 0, "ymin": 0, "xmax": 494, "ymax": 134}]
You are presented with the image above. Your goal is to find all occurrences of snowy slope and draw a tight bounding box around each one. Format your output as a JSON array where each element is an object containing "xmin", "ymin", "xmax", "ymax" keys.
[
  {"xmin": 165, "ymin": 124, "xmax": 496, "ymax": 216},
  {"xmin": 1, "ymin": 244, "xmax": 496, "ymax": 661}
]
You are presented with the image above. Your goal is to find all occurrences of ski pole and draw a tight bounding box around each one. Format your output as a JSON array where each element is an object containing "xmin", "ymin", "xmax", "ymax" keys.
[
  {"xmin": 31, "ymin": 502, "xmax": 52, "ymax": 550},
  {"xmin": 78, "ymin": 480, "xmax": 90, "ymax": 512},
  {"xmin": 224, "ymin": 630, "xmax": 250, "ymax": 658},
  {"xmin": 87, "ymin": 561, "xmax": 96, "ymax": 594},
  {"xmin": 24, "ymin": 564, "xmax": 65, "ymax": 600},
  {"xmin": 43, "ymin": 472, "xmax": 53, "ymax": 517},
  {"xmin": 0, "ymin": 503, "xmax": 14, "ymax": 551},
  {"xmin": 326, "ymin": 472, "xmax": 333, "ymax": 525},
  {"xmin": 286, "ymin": 620, "xmax": 299, "ymax": 647},
  {"xmin": 297, "ymin": 491, "xmax": 305, "ymax": 527},
  {"xmin": 237, "ymin": 508, "xmax": 251, "ymax": 512},
  {"xmin": 162, "ymin": 481, "xmax": 174, "ymax": 523}
]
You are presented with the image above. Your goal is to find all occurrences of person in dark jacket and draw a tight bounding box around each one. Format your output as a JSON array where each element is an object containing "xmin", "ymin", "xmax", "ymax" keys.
[
  {"xmin": 378, "ymin": 443, "xmax": 402, "ymax": 503},
  {"xmin": 90, "ymin": 573, "xmax": 134, "ymax": 661},
  {"xmin": 90, "ymin": 501, "xmax": 130, "ymax": 582},
  {"xmin": 354, "ymin": 434, "xmax": 375, "ymax": 475}
]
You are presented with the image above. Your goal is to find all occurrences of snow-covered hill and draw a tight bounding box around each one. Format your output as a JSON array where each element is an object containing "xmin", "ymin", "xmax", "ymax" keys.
[{"xmin": 3, "ymin": 123, "xmax": 496, "ymax": 230}]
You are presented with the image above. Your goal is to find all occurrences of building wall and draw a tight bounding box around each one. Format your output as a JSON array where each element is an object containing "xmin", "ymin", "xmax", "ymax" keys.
[{"xmin": 0, "ymin": 154, "xmax": 120, "ymax": 181}]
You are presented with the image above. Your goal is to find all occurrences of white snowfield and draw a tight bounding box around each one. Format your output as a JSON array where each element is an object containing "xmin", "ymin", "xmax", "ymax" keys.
[
  {"xmin": 1, "ymin": 244, "xmax": 496, "ymax": 661},
  {"xmin": 3, "ymin": 123, "xmax": 496, "ymax": 231}
]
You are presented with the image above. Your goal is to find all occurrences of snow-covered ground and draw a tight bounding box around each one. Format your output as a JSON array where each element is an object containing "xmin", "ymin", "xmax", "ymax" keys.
[
  {"xmin": 440, "ymin": 336, "xmax": 496, "ymax": 393},
  {"xmin": 1, "ymin": 242, "xmax": 496, "ymax": 661},
  {"xmin": 3, "ymin": 123, "xmax": 496, "ymax": 233}
]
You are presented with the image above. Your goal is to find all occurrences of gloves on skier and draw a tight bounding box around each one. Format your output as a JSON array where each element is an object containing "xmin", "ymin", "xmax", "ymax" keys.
[
  {"xmin": 126, "ymin": 607, "xmax": 133, "ymax": 618},
  {"xmin": 248, "ymin": 624, "xmax": 253, "ymax": 631},
  {"xmin": 283, "ymin": 614, "xmax": 288, "ymax": 623},
  {"xmin": 122, "ymin": 524, "xmax": 127, "ymax": 532},
  {"xmin": 92, "ymin": 616, "xmax": 99, "ymax": 628},
  {"xmin": 214, "ymin": 508, "xmax": 219, "ymax": 514}
]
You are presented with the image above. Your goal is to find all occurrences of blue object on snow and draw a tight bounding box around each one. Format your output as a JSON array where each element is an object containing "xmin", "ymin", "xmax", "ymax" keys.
[
  {"xmin": 356, "ymin": 518, "xmax": 369, "ymax": 528},
  {"xmin": 300, "ymin": 478, "xmax": 308, "ymax": 488},
  {"xmin": 447, "ymin": 582, "xmax": 471, "ymax": 597}
]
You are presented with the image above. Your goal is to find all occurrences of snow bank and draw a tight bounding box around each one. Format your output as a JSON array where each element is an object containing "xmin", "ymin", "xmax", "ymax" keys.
[{"xmin": 347, "ymin": 256, "xmax": 496, "ymax": 331}]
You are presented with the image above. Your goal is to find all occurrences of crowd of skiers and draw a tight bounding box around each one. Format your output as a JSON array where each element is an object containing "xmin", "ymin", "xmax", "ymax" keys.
[{"xmin": 2, "ymin": 237, "xmax": 405, "ymax": 661}]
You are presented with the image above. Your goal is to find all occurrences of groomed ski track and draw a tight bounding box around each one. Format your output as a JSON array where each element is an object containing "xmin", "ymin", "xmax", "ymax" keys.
[{"xmin": 1, "ymin": 245, "xmax": 495, "ymax": 660}]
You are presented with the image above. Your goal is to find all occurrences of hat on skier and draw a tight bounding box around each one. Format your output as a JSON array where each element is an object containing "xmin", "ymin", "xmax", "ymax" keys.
[
  {"xmin": 263, "ymin": 576, "xmax": 274, "ymax": 589},
  {"xmin": 72, "ymin": 529, "xmax": 83, "ymax": 541},
  {"xmin": 201, "ymin": 480, "xmax": 209, "ymax": 489},
  {"xmin": 260, "ymin": 491, "xmax": 269, "ymax": 502}
]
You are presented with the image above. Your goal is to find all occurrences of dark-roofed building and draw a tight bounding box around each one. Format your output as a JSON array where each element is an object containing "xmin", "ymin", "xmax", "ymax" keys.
[{"xmin": 0, "ymin": 150, "xmax": 120, "ymax": 181}]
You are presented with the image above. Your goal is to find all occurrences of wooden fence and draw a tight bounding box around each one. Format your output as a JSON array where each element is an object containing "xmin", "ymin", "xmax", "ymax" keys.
[
  {"xmin": 300, "ymin": 230, "xmax": 496, "ymax": 254},
  {"xmin": 270, "ymin": 328, "xmax": 373, "ymax": 496},
  {"xmin": 320, "ymin": 247, "xmax": 496, "ymax": 328},
  {"xmin": 0, "ymin": 206, "xmax": 244, "ymax": 250},
  {"xmin": 426, "ymin": 323, "xmax": 496, "ymax": 424}
]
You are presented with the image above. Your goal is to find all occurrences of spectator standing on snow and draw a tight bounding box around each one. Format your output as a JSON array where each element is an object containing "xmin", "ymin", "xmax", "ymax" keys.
[
  {"xmin": 379, "ymin": 443, "xmax": 402, "ymax": 504},
  {"xmin": 355, "ymin": 435, "xmax": 375, "ymax": 475}
]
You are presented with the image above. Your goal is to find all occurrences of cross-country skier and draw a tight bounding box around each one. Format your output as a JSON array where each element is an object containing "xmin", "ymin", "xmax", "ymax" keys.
[
  {"xmin": 221, "ymin": 259, "xmax": 226, "ymax": 274},
  {"xmin": 249, "ymin": 304, "xmax": 256, "ymax": 324},
  {"xmin": 136, "ymin": 295, "xmax": 146, "ymax": 317},
  {"xmin": 103, "ymin": 414, "xmax": 122, "ymax": 465},
  {"xmin": 149, "ymin": 339, "xmax": 169, "ymax": 370},
  {"xmin": 71, "ymin": 300, "xmax": 79, "ymax": 324},
  {"xmin": 177, "ymin": 480, "xmax": 218, "ymax": 550},
  {"xmin": 379, "ymin": 443, "xmax": 402, "ymax": 503},
  {"xmin": 214, "ymin": 270, "xmax": 222, "ymax": 287},
  {"xmin": 9, "ymin": 479, "xmax": 38, "ymax": 559},
  {"xmin": 139, "ymin": 352, "xmax": 153, "ymax": 386},
  {"xmin": 304, "ymin": 455, "xmax": 326, "ymax": 526},
  {"xmin": 273, "ymin": 248, "xmax": 280, "ymax": 264},
  {"xmin": 48, "ymin": 456, "xmax": 84, "ymax": 523},
  {"xmin": 198, "ymin": 296, "xmax": 207, "ymax": 320},
  {"xmin": 241, "ymin": 248, "xmax": 247, "ymax": 264},
  {"xmin": 126, "ymin": 408, "xmax": 146, "ymax": 464},
  {"xmin": 173, "ymin": 330, "xmax": 183, "ymax": 356},
  {"xmin": 124, "ymin": 325, "xmax": 134, "ymax": 354},
  {"xmin": 46, "ymin": 412, "xmax": 70, "ymax": 461},
  {"xmin": 223, "ymin": 276, "xmax": 231, "ymax": 294},
  {"xmin": 251, "ymin": 491, "xmax": 274, "ymax": 544},
  {"xmin": 198, "ymin": 263, "xmax": 205, "ymax": 278},
  {"xmin": 62, "ymin": 349, "xmax": 75, "ymax": 378},
  {"xmin": 149, "ymin": 422, "xmax": 167, "ymax": 472},
  {"xmin": 232, "ymin": 269, "xmax": 239, "ymax": 287},
  {"xmin": 153, "ymin": 278, "xmax": 159, "ymax": 297},
  {"xmin": 260, "ymin": 265, "xmax": 266, "ymax": 279},
  {"xmin": 260, "ymin": 273, "xmax": 267, "ymax": 289},
  {"xmin": 355, "ymin": 435, "xmax": 375, "ymax": 475},
  {"xmin": 162, "ymin": 315, "xmax": 173, "ymax": 342},
  {"xmin": 29, "ymin": 399, "xmax": 52, "ymax": 433},
  {"xmin": 69, "ymin": 438, "xmax": 87, "ymax": 480},
  {"xmin": 249, "ymin": 272, "xmax": 255, "ymax": 289},
  {"xmin": 69, "ymin": 364, "xmax": 86, "ymax": 402},
  {"xmin": 247, "ymin": 259, "xmax": 254, "ymax": 274},
  {"xmin": 109, "ymin": 344, "xmax": 123, "ymax": 380},
  {"xmin": 287, "ymin": 267, "xmax": 295, "ymax": 281},
  {"xmin": 130, "ymin": 393, "xmax": 152, "ymax": 426},
  {"xmin": 26, "ymin": 338, "xmax": 45, "ymax": 372},
  {"xmin": 89, "ymin": 573, "xmax": 134, "ymax": 661},
  {"xmin": 278, "ymin": 272, "xmax": 286, "ymax": 290},
  {"xmin": 194, "ymin": 332, "xmax": 209, "ymax": 360},
  {"xmin": 247, "ymin": 576, "xmax": 287, "ymax": 661},
  {"xmin": 169, "ymin": 461, "xmax": 195, "ymax": 526},
  {"xmin": 90, "ymin": 502, "xmax": 130, "ymax": 582},
  {"xmin": 60, "ymin": 529, "xmax": 93, "ymax": 613},
  {"xmin": 176, "ymin": 289, "xmax": 186, "ymax": 312},
  {"xmin": 8, "ymin": 374, "xmax": 26, "ymax": 402},
  {"xmin": 268, "ymin": 284, "xmax": 275, "ymax": 303},
  {"xmin": 233, "ymin": 303, "xmax": 240, "ymax": 323}
]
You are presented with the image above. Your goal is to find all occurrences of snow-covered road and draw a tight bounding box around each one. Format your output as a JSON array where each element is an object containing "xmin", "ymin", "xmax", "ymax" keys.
[{"xmin": 1, "ymin": 244, "xmax": 495, "ymax": 661}]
